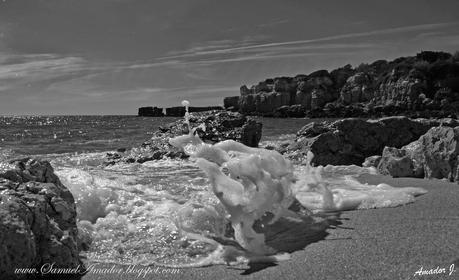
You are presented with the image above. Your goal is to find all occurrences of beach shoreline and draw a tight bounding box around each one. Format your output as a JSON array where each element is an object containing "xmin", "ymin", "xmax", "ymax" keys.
[{"xmin": 81, "ymin": 174, "xmax": 459, "ymax": 280}]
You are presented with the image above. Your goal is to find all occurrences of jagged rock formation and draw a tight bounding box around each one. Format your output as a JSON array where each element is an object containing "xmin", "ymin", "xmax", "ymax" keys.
[
  {"xmin": 375, "ymin": 126, "xmax": 459, "ymax": 181},
  {"xmin": 106, "ymin": 111, "xmax": 262, "ymax": 165},
  {"xmin": 279, "ymin": 116, "xmax": 459, "ymax": 166},
  {"xmin": 0, "ymin": 159, "xmax": 84, "ymax": 279},
  {"xmin": 224, "ymin": 51, "xmax": 459, "ymax": 118}
]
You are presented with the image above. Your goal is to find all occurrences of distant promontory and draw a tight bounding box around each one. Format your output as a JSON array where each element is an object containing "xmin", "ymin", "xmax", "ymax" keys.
[{"xmin": 138, "ymin": 106, "xmax": 223, "ymax": 117}]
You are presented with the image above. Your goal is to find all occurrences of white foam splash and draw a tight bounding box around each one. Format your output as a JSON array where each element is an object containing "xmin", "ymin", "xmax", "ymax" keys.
[{"xmin": 167, "ymin": 100, "xmax": 427, "ymax": 265}]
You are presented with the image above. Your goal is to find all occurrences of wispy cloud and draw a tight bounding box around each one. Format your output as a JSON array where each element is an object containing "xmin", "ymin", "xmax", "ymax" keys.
[{"xmin": 157, "ymin": 22, "xmax": 459, "ymax": 61}]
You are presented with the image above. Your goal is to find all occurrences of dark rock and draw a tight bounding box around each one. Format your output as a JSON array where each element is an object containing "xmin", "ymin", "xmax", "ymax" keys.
[
  {"xmin": 240, "ymin": 119, "xmax": 262, "ymax": 147},
  {"xmin": 377, "ymin": 126, "xmax": 459, "ymax": 181},
  {"xmin": 0, "ymin": 159, "xmax": 84, "ymax": 279},
  {"xmin": 138, "ymin": 106, "xmax": 164, "ymax": 117},
  {"xmin": 106, "ymin": 111, "xmax": 263, "ymax": 164},
  {"xmin": 284, "ymin": 116, "xmax": 447, "ymax": 166}
]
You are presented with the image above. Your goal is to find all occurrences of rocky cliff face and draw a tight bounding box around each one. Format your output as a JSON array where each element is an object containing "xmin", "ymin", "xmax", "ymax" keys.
[
  {"xmin": 0, "ymin": 159, "xmax": 84, "ymax": 279},
  {"xmin": 224, "ymin": 51, "xmax": 459, "ymax": 117}
]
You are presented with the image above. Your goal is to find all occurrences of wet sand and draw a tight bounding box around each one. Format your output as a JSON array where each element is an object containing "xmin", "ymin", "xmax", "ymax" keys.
[{"xmin": 83, "ymin": 174, "xmax": 459, "ymax": 280}]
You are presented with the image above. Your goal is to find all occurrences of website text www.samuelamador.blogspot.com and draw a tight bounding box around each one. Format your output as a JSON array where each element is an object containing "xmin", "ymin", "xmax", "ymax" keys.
[{"xmin": 14, "ymin": 263, "xmax": 182, "ymax": 278}]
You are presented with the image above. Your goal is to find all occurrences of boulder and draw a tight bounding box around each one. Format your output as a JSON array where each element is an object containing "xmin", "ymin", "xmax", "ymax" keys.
[
  {"xmin": 0, "ymin": 158, "xmax": 84, "ymax": 279},
  {"xmin": 376, "ymin": 147, "xmax": 423, "ymax": 178},
  {"xmin": 105, "ymin": 111, "xmax": 263, "ymax": 164},
  {"xmin": 377, "ymin": 126, "xmax": 459, "ymax": 181},
  {"xmin": 284, "ymin": 116, "xmax": 444, "ymax": 166}
]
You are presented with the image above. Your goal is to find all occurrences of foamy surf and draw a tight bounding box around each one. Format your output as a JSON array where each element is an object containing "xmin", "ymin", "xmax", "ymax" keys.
[{"xmin": 30, "ymin": 101, "xmax": 427, "ymax": 269}]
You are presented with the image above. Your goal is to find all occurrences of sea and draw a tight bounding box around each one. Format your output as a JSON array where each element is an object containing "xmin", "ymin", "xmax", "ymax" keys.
[{"xmin": 0, "ymin": 115, "xmax": 426, "ymax": 266}]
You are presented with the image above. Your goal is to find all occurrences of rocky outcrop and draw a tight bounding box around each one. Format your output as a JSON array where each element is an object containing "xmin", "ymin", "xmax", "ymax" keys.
[
  {"xmin": 106, "ymin": 111, "xmax": 262, "ymax": 165},
  {"xmin": 0, "ymin": 158, "xmax": 84, "ymax": 279},
  {"xmin": 138, "ymin": 106, "xmax": 164, "ymax": 117},
  {"xmin": 376, "ymin": 126, "xmax": 459, "ymax": 181},
  {"xmin": 165, "ymin": 106, "xmax": 224, "ymax": 117},
  {"xmin": 230, "ymin": 51, "xmax": 459, "ymax": 117},
  {"xmin": 281, "ymin": 116, "xmax": 455, "ymax": 166}
]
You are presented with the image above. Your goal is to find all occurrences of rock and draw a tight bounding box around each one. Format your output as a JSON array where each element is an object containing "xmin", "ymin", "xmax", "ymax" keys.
[
  {"xmin": 138, "ymin": 106, "xmax": 164, "ymax": 117},
  {"xmin": 284, "ymin": 116, "xmax": 443, "ymax": 166},
  {"xmin": 0, "ymin": 159, "xmax": 84, "ymax": 279},
  {"xmin": 376, "ymin": 147, "xmax": 422, "ymax": 177},
  {"xmin": 240, "ymin": 119, "xmax": 263, "ymax": 147},
  {"xmin": 362, "ymin": 155, "xmax": 382, "ymax": 168},
  {"xmin": 106, "ymin": 111, "xmax": 263, "ymax": 164},
  {"xmin": 377, "ymin": 126, "xmax": 459, "ymax": 181},
  {"xmin": 223, "ymin": 96, "xmax": 240, "ymax": 111}
]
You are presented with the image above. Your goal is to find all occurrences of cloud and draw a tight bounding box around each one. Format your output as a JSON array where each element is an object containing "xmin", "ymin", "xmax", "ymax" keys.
[
  {"xmin": 0, "ymin": 53, "xmax": 102, "ymax": 92},
  {"xmin": 157, "ymin": 21, "xmax": 459, "ymax": 61}
]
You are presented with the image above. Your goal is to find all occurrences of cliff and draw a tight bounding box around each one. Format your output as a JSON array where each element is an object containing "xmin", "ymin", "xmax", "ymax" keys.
[{"xmin": 224, "ymin": 51, "xmax": 459, "ymax": 118}]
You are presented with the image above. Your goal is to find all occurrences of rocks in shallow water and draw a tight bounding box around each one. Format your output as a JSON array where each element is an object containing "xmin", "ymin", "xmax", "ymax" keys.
[
  {"xmin": 377, "ymin": 126, "xmax": 459, "ymax": 181},
  {"xmin": 284, "ymin": 116, "xmax": 451, "ymax": 166},
  {"xmin": 0, "ymin": 158, "xmax": 83, "ymax": 279},
  {"xmin": 106, "ymin": 111, "xmax": 263, "ymax": 164}
]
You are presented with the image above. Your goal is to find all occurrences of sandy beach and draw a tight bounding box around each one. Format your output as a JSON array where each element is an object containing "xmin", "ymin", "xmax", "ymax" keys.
[{"xmin": 82, "ymin": 174, "xmax": 459, "ymax": 280}]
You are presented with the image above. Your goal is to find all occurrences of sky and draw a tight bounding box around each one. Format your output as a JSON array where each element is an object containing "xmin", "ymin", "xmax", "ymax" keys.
[{"xmin": 0, "ymin": 0, "xmax": 458, "ymax": 115}]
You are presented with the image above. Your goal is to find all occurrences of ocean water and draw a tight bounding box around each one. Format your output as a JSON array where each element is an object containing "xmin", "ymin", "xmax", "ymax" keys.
[{"xmin": 0, "ymin": 115, "xmax": 426, "ymax": 266}]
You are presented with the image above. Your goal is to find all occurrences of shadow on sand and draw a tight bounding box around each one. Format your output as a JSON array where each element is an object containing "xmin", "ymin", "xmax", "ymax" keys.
[{"xmin": 239, "ymin": 210, "xmax": 344, "ymax": 275}]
